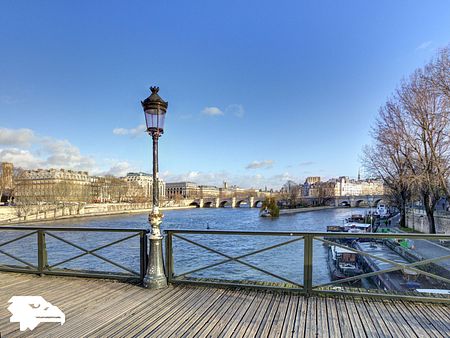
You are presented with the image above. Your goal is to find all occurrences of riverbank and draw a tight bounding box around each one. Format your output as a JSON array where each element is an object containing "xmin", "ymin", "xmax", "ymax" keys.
[
  {"xmin": 279, "ymin": 206, "xmax": 337, "ymax": 215},
  {"xmin": 0, "ymin": 204, "xmax": 197, "ymax": 226}
]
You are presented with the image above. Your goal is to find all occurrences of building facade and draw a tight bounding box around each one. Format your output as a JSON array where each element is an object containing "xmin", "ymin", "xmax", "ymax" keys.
[
  {"xmin": 125, "ymin": 172, "xmax": 166, "ymax": 202},
  {"xmin": 166, "ymin": 182, "xmax": 199, "ymax": 199},
  {"xmin": 15, "ymin": 169, "xmax": 91, "ymax": 203}
]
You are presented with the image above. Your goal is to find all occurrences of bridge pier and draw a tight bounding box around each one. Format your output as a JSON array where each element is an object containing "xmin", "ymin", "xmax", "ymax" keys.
[
  {"xmin": 214, "ymin": 198, "xmax": 220, "ymax": 208},
  {"xmin": 249, "ymin": 197, "xmax": 254, "ymax": 208},
  {"xmin": 199, "ymin": 198, "xmax": 204, "ymax": 208},
  {"xmin": 231, "ymin": 197, "xmax": 236, "ymax": 208}
]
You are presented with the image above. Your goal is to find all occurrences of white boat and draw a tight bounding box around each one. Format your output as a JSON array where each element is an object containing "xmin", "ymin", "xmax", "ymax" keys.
[{"xmin": 260, "ymin": 208, "xmax": 271, "ymax": 217}]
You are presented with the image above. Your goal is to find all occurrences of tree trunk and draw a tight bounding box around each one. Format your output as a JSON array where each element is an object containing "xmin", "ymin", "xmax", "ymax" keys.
[{"xmin": 423, "ymin": 194, "xmax": 436, "ymax": 234}]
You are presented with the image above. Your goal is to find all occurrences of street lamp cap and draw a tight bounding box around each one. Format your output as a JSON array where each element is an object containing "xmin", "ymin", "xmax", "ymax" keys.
[{"xmin": 141, "ymin": 86, "xmax": 168, "ymax": 110}]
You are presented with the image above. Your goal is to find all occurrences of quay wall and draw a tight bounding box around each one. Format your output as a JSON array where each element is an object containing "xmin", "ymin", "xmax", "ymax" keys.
[
  {"xmin": 0, "ymin": 203, "xmax": 196, "ymax": 225},
  {"xmin": 279, "ymin": 206, "xmax": 336, "ymax": 215},
  {"xmin": 406, "ymin": 209, "xmax": 450, "ymax": 234}
]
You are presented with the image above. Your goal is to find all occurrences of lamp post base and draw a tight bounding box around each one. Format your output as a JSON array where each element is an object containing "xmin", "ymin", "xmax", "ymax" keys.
[{"xmin": 143, "ymin": 233, "xmax": 167, "ymax": 289}]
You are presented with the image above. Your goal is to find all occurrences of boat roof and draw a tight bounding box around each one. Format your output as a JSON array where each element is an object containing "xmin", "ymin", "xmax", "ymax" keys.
[
  {"xmin": 415, "ymin": 289, "xmax": 450, "ymax": 295},
  {"xmin": 332, "ymin": 246, "xmax": 355, "ymax": 254},
  {"xmin": 345, "ymin": 223, "xmax": 371, "ymax": 228}
]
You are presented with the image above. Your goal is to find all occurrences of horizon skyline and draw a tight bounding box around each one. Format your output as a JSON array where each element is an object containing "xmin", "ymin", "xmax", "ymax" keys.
[{"xmin": 1, "ymin": 1, "xmax": 450, "ymax": 189}]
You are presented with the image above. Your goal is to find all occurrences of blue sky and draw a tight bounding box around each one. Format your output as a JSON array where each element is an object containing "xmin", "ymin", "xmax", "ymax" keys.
[{"xmin": 0, "ymin": 0, "xmax": 449, "ymax": 189}]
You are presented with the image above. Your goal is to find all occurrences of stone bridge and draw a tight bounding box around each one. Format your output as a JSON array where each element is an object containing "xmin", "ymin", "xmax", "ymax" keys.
[
  {"xmin": 333, "ymin": 195, "xmax": 387, "ymax": 208},
  {"xmin": 188, "ymin": 196, "xmax": 266, "ymax": 208}
]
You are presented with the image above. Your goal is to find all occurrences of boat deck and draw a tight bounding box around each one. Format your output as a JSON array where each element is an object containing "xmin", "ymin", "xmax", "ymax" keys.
[{"xmin": 0, "ymin": 272, "xmax": 449, "ymax": 337}]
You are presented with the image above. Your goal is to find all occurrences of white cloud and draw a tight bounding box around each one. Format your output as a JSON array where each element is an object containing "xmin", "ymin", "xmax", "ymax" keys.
[
  {"xmin": 246, "ymin": 160, "xmax": 274, "ymax": 169},
  {"xmin": 0, "ymin": 127, "xmax": 102, "ymax": 173},
  {"xmin": 202, "ymin": 107, "xmax": 224, "ymax": 116},
  {"xmin": 299, "ymin": 161, "xmax": 314, "ymax": 166},
  {"xmin": 0, "ymin": 128, "xmax": 35, "ymax": 147},
  {"xmin": 113, "ymin": 124, "xmax": 147, "ymax": 137},
  {"xmin": 416, "ymin": 41, "xmax": 432, "ymax": 50},
  {"xmin": 225, "ymin": 104, "xmax": 245, "ymax": 118},
  {"xmin": 0, "ymin": 148, "xmax": 43, "ymax": 169},
  {"xmin": 100, "ymin": 161, "xmax": 133, "ymax": 177}
]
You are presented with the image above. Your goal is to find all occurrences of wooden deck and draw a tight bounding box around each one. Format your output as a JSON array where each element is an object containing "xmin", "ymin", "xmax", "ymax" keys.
[{"xmin": 0, "ymin": 273, "xmax": 449, "ymax": 337}]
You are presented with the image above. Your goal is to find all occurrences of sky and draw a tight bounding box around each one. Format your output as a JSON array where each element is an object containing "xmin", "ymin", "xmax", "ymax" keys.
[{"xmin": 0, "ymin": 1, "xmax": 449, "ymax": 189}]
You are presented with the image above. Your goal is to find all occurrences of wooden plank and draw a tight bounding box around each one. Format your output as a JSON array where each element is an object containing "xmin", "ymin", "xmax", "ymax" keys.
[
  {"xmin": 178, "ymin": 288, "xmax": 240, "ymax": 337},
  {"xmin": 255, "ymin": 292, "xmax": 283, "ymax": 337},
  {"xmin": 215, "ymin": 290, "xmax": 257, "ymax": 337},
  {"xmin": 241, "ymin": 292, "xmax": 275, "ymax": 337},
  {"xmin": 163, "ymin": 288, "xmax": 227, "ymax": 337},
  {"xmin": 305, "ymin": 297, "xmax": 317, "ymax": 338},
  {"xmin": 195, "ymin": 289, "xmax": 250, "ymax": 337},
  {"xmin": 92, "ymin": 286, "xmax": 185, "ymax": 337},
  {"xmin": 280, "ymin": 293, "xmax": 299, "ymax": 338},
  {"xmin": 315, "ymin": 296, "xmax": 329, "ymax": 338},
  {"xmin": 125, "ymin": 287, "xmax": 207, "ymax": 337},
  {"xmin": 38, "ymin": 286, "xmax": 157, "ymax": 337},
  {"xmin": 392, "ymin": 300, "xmax": 434, "ymax": 338},
  {"xmin": 414, "ymin": 302, "xmax": 450, "ymax": 334},
  {"xmin": 383, "ymin": 300, "xmax": 419, "ymax": 337},
  {"xmin": 363, "ymin": 298, "xmax": 395, "ymax": 338},
  {"xmin": 401, "ymin": 301, "xmax": 444, "ymax": 338},
  {"xmin": 335, "ymin": 297, "xmax": 354, "ymax": 337},
  {"xmin": 269, "ymin": 293, "xmax": 291, "ymax": 337},
  {"xmin": 344, "ymin": 296, "xmax": 367, "ymax": 338},
  {"xmin": 367, "ymin": 299, "xmax": 408, "ymax": 338},
  {"xmin": 325, "ymin": 297, "xmax": 342, "ymax": 338},
  {"xmin": 352, "ymin": 298, "xmax": 380, "ymax": 338},
  {"xmin": 292, "ymin": 293, "xmax": 308, "ymax": 338},
  {"xmin": 150, "ymin": 288, "xmax": 219, "ymax": 337}
]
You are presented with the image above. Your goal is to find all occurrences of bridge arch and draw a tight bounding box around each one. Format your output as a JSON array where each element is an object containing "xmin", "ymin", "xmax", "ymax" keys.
[
  {"xmin": 219, "ymin": 200, "xmax": 230, "ymax": 208},
  {"xmin": 189, "ymin": 201, "xmax": 200, "ymax": 208},
  {"xmin": 374, "ymin": 198, "xmax": 385, "ymax": 207},
  {"xmin": 236, "ymin": 200, "xmax": 249, "ymax": 208},
  {"xmin": 355, "ymin": 199, "xmax": 369, "ymax": 207},
  {"xmin": 254, "ymin": 200, "xmax": 263, "ymax": 208},
  {"xmin": 339, "ymin": 200, "xmax": 350, "ymax": 207},
  {"xmin": 203, "ymin": 201, "xmax": 213, "ymax": 208}
]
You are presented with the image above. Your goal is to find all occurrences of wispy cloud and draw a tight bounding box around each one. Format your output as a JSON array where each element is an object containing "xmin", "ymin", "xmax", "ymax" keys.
[
  {"xmin": 416, "ymin": 41, "xmax": 432, "ymax": 50},
  {"xmin": 202, "ymin": 106, "xmax": 224, "ymax": 116},
  {"xmin": 0, "ymin": 127, "xmax": 133, "ymax": 176},
  {"xmin": 113, "ymin": 124, "xmax": 147, "ymax": 137},
  {"xmin": 225, "ymin": 104, "xmax": 245, "ymax": 118},
  {"xmin": 246, "ymin": 160, "xmax": 274, "ymax": 169},
  {"xmin": 0, "ymin": 128, "xmax": 35, "ymax": 147},
  {"xmin": 299, "ymin": 161, "xmax": 314, "ymax": 166}
]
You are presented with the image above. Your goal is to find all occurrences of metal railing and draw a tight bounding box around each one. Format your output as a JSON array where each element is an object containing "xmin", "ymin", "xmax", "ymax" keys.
[
  {"xmin": 165, "ymin": 229, "xmax": 450, "ymax": 303},
  {"xmin": 0, "ymin": 226, "xmax": 148, "ymax": 281}
]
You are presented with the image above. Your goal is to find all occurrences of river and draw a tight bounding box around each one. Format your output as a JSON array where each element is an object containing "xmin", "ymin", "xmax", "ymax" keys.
[{"xmin": 0, "ymin": 207, "xmax": 368, "ymax": 287}]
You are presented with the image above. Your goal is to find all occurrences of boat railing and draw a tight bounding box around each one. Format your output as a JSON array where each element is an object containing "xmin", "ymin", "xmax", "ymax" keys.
[
  {"xmin": 0, "ymin": 226, "xmax": 148, "ymax": 281},
  {"xmin": 165, "ymin": 229, "xmax": 450, "ymax": 303}
]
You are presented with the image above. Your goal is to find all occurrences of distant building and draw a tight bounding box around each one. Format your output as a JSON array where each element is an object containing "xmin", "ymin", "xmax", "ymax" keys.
[
  {"xmin": 166, "ymin": 182, "xmax": 199, "ymax": 199},
  {"xmin": 0, "ymin": 162, "xmax": 14, "ymax": 203},
  {"xmin": 125, "ymin": 172, "xmax": 166, "ymax": 201},
  {"xmin": 199, "ymin": 185, "xmax": 220, "ymax": 198},
  {"xmin": 15, "ymin": 168, "xmax": 91, "ymax": 203}
]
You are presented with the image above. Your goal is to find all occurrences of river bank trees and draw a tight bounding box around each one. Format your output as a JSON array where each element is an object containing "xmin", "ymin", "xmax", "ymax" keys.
[{"xmin": 363, "ymin": 46, "xmax": 450, "ymax": 233}]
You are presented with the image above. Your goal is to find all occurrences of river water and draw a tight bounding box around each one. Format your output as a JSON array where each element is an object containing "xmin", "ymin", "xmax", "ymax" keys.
[{"xmin": 0, "ymin": 207, "xmax": 367, "ymax": 287}]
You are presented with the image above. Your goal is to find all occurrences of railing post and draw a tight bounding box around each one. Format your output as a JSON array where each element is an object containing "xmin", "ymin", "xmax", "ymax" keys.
[
  {"xmin": 303, "ymin": 234, "xmax": 313, "ymax": 295},
  {"xmin": 165, "ymin": 231, "xmax": 173, "ymax": 283},
  {"xmin": 140, "ymin": 230, "xmax": 148, "ymax": 281},
  {"xmin": 37, "ymin": 230, "xmax": 48, "ymax": 276}
]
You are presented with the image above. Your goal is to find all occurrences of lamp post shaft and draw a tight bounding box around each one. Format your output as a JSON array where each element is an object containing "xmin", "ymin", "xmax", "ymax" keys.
[
  {"xmin": 152, "ymin": 133, "xmax": 159, "ymax": 208},
  {"xmin": 143, "ymin": 130, "xmax": 167, "ymax": 289}
]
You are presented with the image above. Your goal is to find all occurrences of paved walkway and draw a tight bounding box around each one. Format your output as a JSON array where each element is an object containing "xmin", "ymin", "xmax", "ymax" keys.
[{"xmin": 0, "ymin": 273, "xmax": 449, "ymax": 337}]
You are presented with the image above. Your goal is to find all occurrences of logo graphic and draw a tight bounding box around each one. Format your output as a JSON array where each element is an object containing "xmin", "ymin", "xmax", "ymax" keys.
[{"xmin": 7, "ymin": 296, "xmax": 65, "ymax": 331}]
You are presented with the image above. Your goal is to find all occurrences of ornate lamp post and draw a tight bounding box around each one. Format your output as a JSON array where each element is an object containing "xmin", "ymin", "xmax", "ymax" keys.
[{"xmin": 141, "ymin": 86, "xmax": 168, "ymax": 289}]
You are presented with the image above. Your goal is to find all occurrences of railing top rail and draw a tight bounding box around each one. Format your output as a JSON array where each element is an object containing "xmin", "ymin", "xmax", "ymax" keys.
[
  {"xmin": 0, "ymin": 226, "xmax": 148, "ymax": 233},
  {"xmin": 165, "ymin": 229, "xmax": 450, "ymax": 239}
]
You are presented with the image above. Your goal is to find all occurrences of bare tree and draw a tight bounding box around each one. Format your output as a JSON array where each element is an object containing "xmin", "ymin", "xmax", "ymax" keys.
[{"xmin": 363, "ymin": 46, "xmax": 450, "ymax": 233}]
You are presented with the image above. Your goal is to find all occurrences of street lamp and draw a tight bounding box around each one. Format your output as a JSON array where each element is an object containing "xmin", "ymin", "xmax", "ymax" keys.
[{"xmin": 141, "ymin": 86, "xmax": 168, "ymax": 289}]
